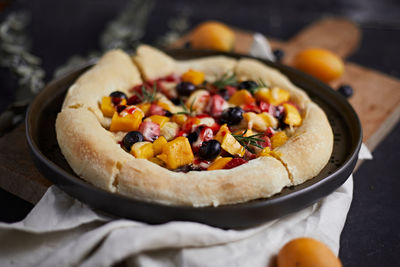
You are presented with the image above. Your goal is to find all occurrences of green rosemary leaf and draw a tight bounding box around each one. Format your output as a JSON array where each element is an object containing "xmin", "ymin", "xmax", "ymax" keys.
[
  {"xmin": 134, "ymin": 83, "xmax": 159, "ymax": 103},
  {"xmin": 232, "ymin": 131, "xmax": 265, "ymax": 153},
  {"xmin": 213, "ymin": 73, "xmax": 237, "ymax": 89}
]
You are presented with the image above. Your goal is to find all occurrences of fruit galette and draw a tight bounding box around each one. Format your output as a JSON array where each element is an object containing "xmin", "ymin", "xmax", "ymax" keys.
[{"xmin": 56, "ymin": 45, "xmax": 333, "ymax": 206}]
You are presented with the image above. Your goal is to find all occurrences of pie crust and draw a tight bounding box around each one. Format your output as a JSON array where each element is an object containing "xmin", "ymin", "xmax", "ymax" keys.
[{"xmin": 55, "ymin": 45, "xmax": 333, "ymax": 207}]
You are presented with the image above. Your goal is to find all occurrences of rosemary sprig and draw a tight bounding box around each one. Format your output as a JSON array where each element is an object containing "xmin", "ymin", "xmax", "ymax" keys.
[
  {"xmin": 135, "ymin": 83, "xmax": 159, "ymax": 103},
  {"xmin": 176, "ymin": 97, "xmax": 196, "ymax": 116},
  {"xmin": 232, "ymin": 129, "xmax": 265, "ymax": 154},
  {"xmin": 212, "ymin": 73, "xmax": 237, "ymax": 89},
  {"xmin": 247, "ymin": 78, "xmax": 269, "ymax": 95},
  {"xmin": 257, "ymin": 78, "xmax": 268, "ymax": 89}
]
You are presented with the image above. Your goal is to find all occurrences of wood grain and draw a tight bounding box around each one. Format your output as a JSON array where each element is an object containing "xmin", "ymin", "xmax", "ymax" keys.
[{"xmin": 0, "ymin": 124, "xmax": 51, "ymax": 203}]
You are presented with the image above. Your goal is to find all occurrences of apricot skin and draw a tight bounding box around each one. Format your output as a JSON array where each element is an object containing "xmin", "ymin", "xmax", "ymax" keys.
[
  {"xmin": 277, "ymin": 237, "xmax": 342, "ymax": 267},
  {"xmin": 293, "ymin": 48, "xmax": 344, "ymax": 82},
  {"xmin": 190, "ymin": 21, "xmax": 235, "ymax": 52}
]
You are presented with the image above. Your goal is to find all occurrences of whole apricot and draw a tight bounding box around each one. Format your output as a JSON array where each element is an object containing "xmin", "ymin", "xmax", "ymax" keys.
[
  {"xmin": 293, "ymin": 48, "xmax": 344, "ymax": 82},
  {"xmin": 277, "ymin": 237, "xmax": 342, "ymax": 267},
  {"xmin": 190, "ymin": 21, "xmax": 235, "ymax": 52}
]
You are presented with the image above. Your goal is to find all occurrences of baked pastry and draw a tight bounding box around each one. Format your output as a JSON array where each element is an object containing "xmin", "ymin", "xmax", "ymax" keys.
[{"xmin": 56, "ymin": 45, "xmax": 333, "ymax": 207}]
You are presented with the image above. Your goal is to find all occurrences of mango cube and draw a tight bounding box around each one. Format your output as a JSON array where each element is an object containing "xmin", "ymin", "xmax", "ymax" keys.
[
  {"xmin": 131, "ymin": 142, "xmax": 154, "ymax": 159},
  {"xmin": 221, "ymin": 133, "xmax": 245, "ymax": 157},
  {"xmin": 157, "ymin": 137, "xmax": 194, "ymax": 169},
  {"xmin": 109, "ymin": 108, "xmax": 143, "ymax": 132},
  {"xmin": 271, "ymin": 131, "xmax": 288, "ymax": 149},
  {"xmin": 137, "ymin": 103, "xmax": 151, "ymax": 115},
  {"xmin": 100, "ymin": 96, "xmax": 127, "ymax": 117},
  {"xmin": 148, "ymin": 157, "xmax": 165, "ymax": 166},
  {"xmin": 153, "ymin": 136, "xmax": 168, "ymax": 155},
  {"xmin": 254, "ymin": 87, "xmax": 290, "ymax": 106},
  {"xmin": 181, "ymin": 69, "xmax": 205, "ymax": 85},
  {"xmin": 171, "ymin": 114, "xmax": 187, "ymax": 126},
  {"xmin": 145, "ymin": 115, "xmax": 170, "ymax": 128},
  {"xmin": 208, "ymin": 157, "xmax": 233, "ymax": 170},
  {"xmin": 214, "ymin": 124, "xmax": 231, "ymax": 143},
  {"xmin": 283, "ymin": 103, "xmax": 302, "ymax": 126},
  {"xmin": 228, "ymin": 89, "xmax": 255, "ymax": 106},
  {"xmin": 257, "ymin": 146, "xmax": 282, "ymax": 158}
]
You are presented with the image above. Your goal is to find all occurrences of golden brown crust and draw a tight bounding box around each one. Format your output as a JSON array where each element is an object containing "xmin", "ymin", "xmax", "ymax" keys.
[
  {"xmin": 62, "ymin": 49, "xmax": 142, "ymax": 126},
  {"xmin": 56, "ymin": 46, "xmax": 333, "ymax": 207},
  {"xmin": 133, "ymin": 45, "xmax": 176, "ymax": 80},
  {"xmin": 56, "ymin": 108, "xmax": 132, "ymax": 192},
  {"xmin": 275, "ymin": 102, "xmax": 334, "ymax": 185},
  {"xmin": 117, "ymin": 156, "xmax": 290, "ymax": 206}
]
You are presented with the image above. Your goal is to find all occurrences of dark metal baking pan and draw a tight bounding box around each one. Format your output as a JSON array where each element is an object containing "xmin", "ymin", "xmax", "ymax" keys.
[{"xmin": 26, "ymin": 49, "xmax": 362, "ymax": 229}]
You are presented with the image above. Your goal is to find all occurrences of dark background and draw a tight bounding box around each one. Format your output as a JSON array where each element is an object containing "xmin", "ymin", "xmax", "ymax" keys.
[{"xmin": 1, "ymin": 0, "xmax": 399, "ymax": 266}]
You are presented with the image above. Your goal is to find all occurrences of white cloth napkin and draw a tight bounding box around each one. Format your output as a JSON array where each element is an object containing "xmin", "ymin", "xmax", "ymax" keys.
[{"xmin": 0, "ymin": 146, "xmax": 372, "ymax": 267}]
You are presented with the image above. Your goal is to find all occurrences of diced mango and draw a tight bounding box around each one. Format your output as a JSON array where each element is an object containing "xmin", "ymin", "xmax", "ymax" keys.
[
  {"xmin": 257, "ymin": 146, "xmax": 282, "ymax": 158},
  {"xmin": 254, "ymin": 88, "xmax": 269, "ymax": 103},
  {"xmin": 100, "ymin": 96, "xmax": 127, "ymax": 117},
  {"xmin": 153, "ymin": 136, "xmax": 168, "ymax": 155},
  {"xmin": 109, "ymin": 109, "xmax": 143, "ymax": 132},
  {"xmin": 254, "ymin": 87, "xmax": 290, "ymax": 106},
  {"xmin": 258, "ymin": 146, "xmax": 271, "ymax": 157},
  {"xmin": 181, "ymin": 69, "xmax": 205, "ymax": 85},
  {"xmin": 228, "ymin": 89, "xmax": 255, "ymax": 106},
  {"xmin": 157, "ymin": 137, "xmax": 194, "ymax": 169},
  {"xmin": 283, "ymin": 103, "xmax": 302, "ymax": 126},
  {"xmin": 148, "ymin": 157, "xmax": 165, "ymax": 166},
  {"xmin": 145, "ymin": 115, "xmax": 170, "ymax": 128},
  {"xmin": 171, "ymin": 114, "xmax": 187, "ymax": 126},
  {"xmin": 131, "ymin": 142, "xmax": 154, "ymax": 159},
  {"xmin": 271, "ymin": 131, "xmax": 288, "ymax": 149},
  {"xmin": 137, "ymin": 103, "xmax": 151, "ymax": 115},
  {"xmin": 208, "ymin": 157, "xmax": 233, "ymax": 170},
  {"xmin": 100, "ymin": 96, "xmax": 115, "ymax": 117},
  {"xmin": 221, "ymin": 133, "xmax": 245, "ymax": 157},
  {"xmin": 214, "ymin": 124, "xmax": 231, "ymax": 143},
  {"xmin": 243, "ymin": 112, "xmax": 277, "ymax": 131},
  {"xmin": 157, "ymin": 100, "xmax": 173, "ymax": 112}
]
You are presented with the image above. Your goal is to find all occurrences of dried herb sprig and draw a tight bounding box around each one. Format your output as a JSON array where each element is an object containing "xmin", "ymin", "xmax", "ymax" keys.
[
  {"xmin": 213, "ymin": 73, "xmax": 237, "ymax": 89},
  {"xmin": 232, "ymin": 129, "xmax": 265, "ymax": 154},
  {"xmin": 135, "ymin": 83, "xmax": 159, "ymax": 103},
  {"xmin": 176, "ymin": 97, "xmax": 196, "ymax": 116}
]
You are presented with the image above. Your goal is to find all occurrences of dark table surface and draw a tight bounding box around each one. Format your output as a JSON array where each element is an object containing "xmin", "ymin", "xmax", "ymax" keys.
[{"xmin": 1, "ymin": 0, "xmax": 399, "ymax": 266}]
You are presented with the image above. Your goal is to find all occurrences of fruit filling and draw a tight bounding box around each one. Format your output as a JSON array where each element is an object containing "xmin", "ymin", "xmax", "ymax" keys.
[{"xmin": 100, "ymin": 70, "xmax": 303, "ymax": 172}]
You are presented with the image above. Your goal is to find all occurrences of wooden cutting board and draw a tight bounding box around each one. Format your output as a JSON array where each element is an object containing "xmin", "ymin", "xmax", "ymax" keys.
[{"xmin": 1, "ymin": 18, "xmax": 399, "ymax": 204}]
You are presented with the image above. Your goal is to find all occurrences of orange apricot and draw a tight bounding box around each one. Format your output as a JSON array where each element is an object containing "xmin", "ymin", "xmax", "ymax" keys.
[
  {"xmin": 190, "ymin": 21, "xmax": 235, "ymax": 52},
  {"xmin": 293, "ymin": 48, "xmax": 344, "ymax": 82},
  {"xmin": 277, "ymin": 237, "xmax": 342, "ymax": 267}
]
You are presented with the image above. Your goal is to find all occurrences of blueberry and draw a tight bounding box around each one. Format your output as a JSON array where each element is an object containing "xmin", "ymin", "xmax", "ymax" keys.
[
  {"xmin": 123, "ymin": 131, "xmax": 144, "ymax": 151},
  {"xmin": 171, "ymin": 97, "xmax": 181, "ymax": 105},
  {"xmin": 218, "ymin": 88, "xmax": 230, "ymax": 100},
  {"xmin": 198, "ymin": 140, "xmax": 221, "ymax": 160},
  {"xmin": 110, "ymin": 91, "xmax": 127, "ymax": 105},
  {"xmin": 220, "ymin": 107, "xmax": 244, "ymax": 125},
  {"xmin": 238, "ymin": 80, "xmax": 258, "ymax": 92},
  {"xmin": 273, "ymin": 49, "xmax": 285, "ymax": 62},
  {"xmin": 337, "ymin": 84, "xmax": 353, "ymax": 98},
  {"xmin": 187, "ymin": 131, "xmax": 199, "ymax": 144},
  {"xmin": 164, "ymin": 110, "xmax": 173, "ymax": 117},
  {"xmin": 116, "ymin": 105, "xmax": 127, "ymax": 113},
  {"xmin": 176, "ymin": 82, "xmax": 196, "ymax": 96}
]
